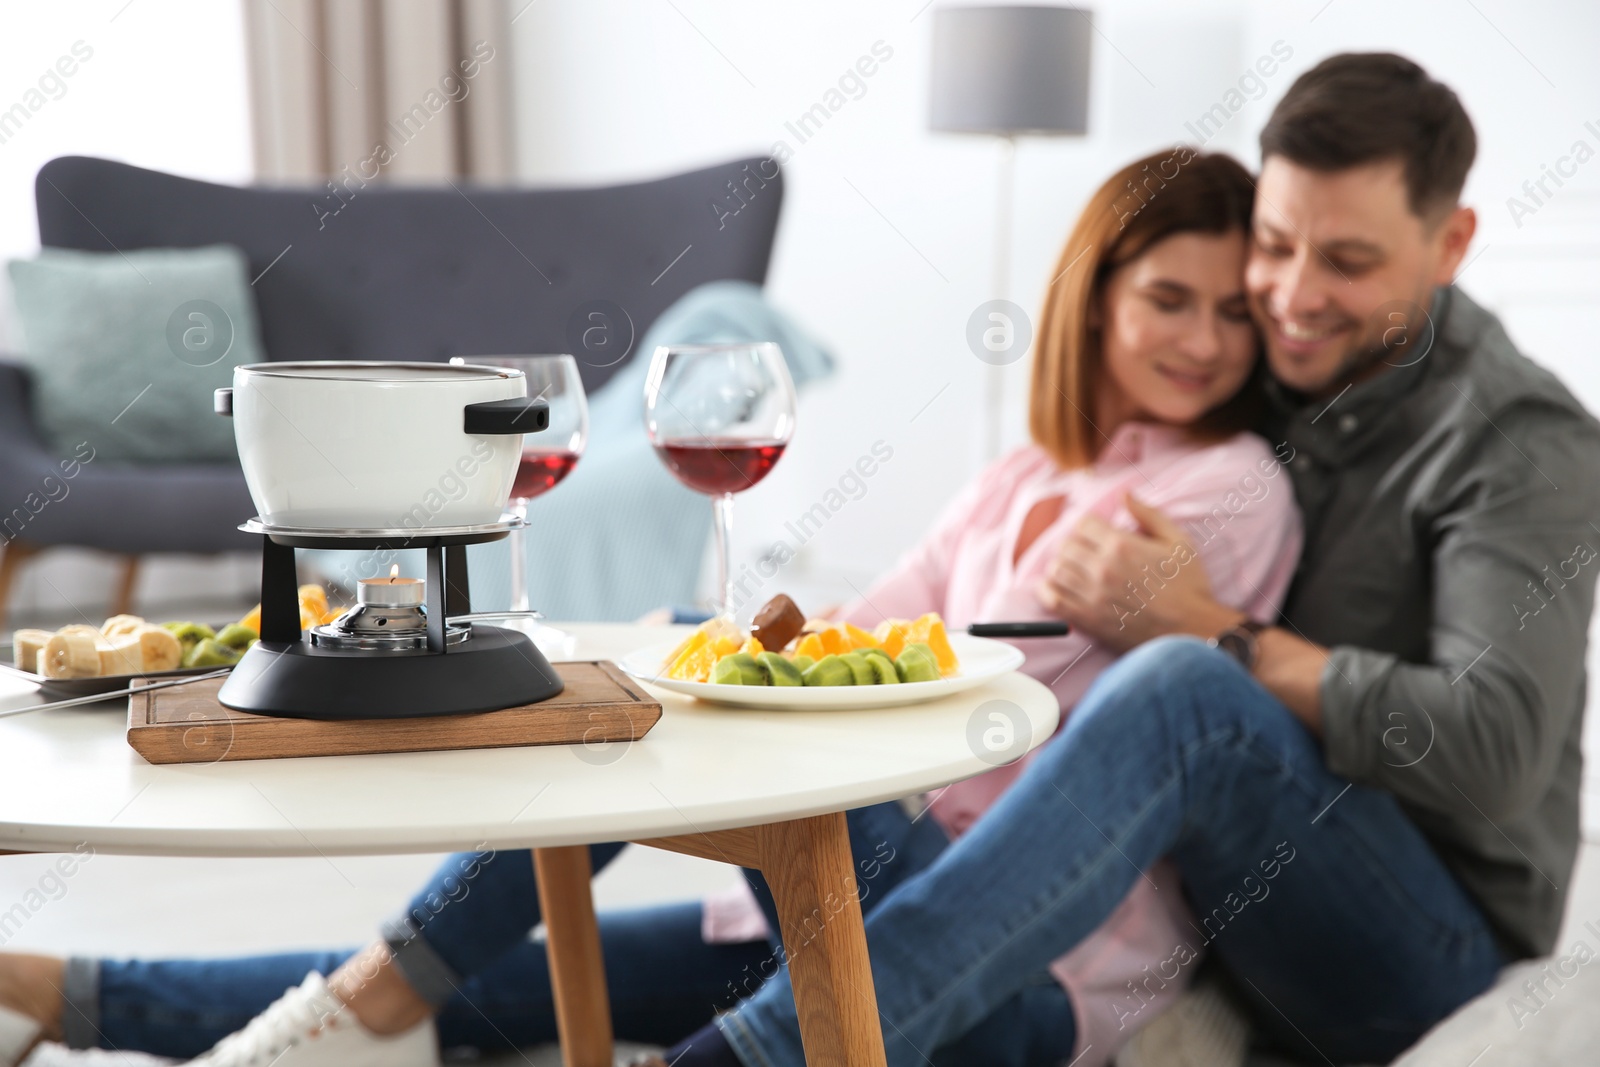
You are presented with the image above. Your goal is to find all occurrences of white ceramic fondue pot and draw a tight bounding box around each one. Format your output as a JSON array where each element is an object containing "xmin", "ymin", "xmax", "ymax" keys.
[{"xmin": 216, "ymin": 361, "xmax": 548, "ymax": 530}]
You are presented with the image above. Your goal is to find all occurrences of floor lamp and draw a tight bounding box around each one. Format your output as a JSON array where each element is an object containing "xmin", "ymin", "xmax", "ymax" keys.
[{"xmin": 929, "ymin": 5, "xmax": 1092, "ymax": 462}]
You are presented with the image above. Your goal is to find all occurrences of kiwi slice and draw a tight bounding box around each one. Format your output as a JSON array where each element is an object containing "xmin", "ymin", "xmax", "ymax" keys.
[
  {"xmin": 757, "ymin": 651, "xmax": 803, "ymax": 687},
  {"xmin": 895, "ymin": 644, "xmax": 940, "ymax": 683},
  {"xmin": 802, "ymin": 654, "xmax": 855, "ymax": 686},
  {"xmin": 839, "ymin": 652, "xmax": 877, "ymax": 685},
  {"xmin": 861, "ymin": 648, "xmax": 900, "ymax": 684},
  {"xmin": 712, "ymin": 652, "xmax": 767, "ymax": 685}
]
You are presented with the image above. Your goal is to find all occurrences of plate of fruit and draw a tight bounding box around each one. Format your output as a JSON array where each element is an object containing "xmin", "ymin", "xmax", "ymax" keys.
[
  {"xmin": 1, "ymin": 584, "xmax": 343, "ymax": 697},
  {"xmin": 618, "ymin": 594, "xmax": 1026, "ymax": 710}
]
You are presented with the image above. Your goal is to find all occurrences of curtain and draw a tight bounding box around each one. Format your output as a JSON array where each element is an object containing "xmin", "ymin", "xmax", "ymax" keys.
[{"xmin": 243, "ymin": 0, "xmax": 513, "ymax": 183}]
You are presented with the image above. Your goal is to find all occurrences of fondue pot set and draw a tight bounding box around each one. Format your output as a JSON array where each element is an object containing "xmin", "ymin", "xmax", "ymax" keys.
[{"xmin": 213, "ymin": 361, "xmax": 565, "ymax": 720}]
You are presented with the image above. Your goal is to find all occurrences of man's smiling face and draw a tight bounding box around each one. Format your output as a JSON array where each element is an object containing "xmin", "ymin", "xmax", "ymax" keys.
[{"xmin": 1245, "ymin": 157, "xmax": 1475, "ymax": 398}]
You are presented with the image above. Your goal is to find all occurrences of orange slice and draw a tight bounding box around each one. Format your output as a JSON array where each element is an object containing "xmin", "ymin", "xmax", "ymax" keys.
[
  {"xmin": 794, "ymin": 632, "xmax": 826, "ymax": 661},
  {"xmin": 666, "ymin": 630, "xmax": 710, "ymax": 678},
  {"xmin": 921, "ymin": 618, "xmax": 959, "ymax": 675},
  {"xmin": 677, "ymin": 641, "xmax": 722, "ymax": 682},
  {"xmin": 662, "ymin": 628, "xmax": 702, "ymax": 667},
  {"xmin": 818, "ymin": 627, "xmax": 846, "ymax": 656},
  {"xmin": 873, "ymin": 619, "xmax": 910, "ymax": 660},
  {"xmin": 844, "ymin": 622, "xmax": 879, "ymax": 650},
  {"xmin": 742, "ymin": 636, "xmax": 764, "ymax": 657},
  {"xmin": 711, "ymin": 634, "xmax": 741, "ymax": 659}
]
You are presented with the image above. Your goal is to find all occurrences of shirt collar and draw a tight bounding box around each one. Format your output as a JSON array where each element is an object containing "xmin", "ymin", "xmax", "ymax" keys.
[
  {"xmin": 1265, "ymin": 287, "xmax": 1450, "ymax": 466},
  {"xmin": 1092, "ymin": 421, "xmax": 1195, "ymax": 472}
]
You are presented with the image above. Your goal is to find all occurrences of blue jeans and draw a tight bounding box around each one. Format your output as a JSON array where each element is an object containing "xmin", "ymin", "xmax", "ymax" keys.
[
  {"xmin": 69, "ymin": 809, "xmax": 1076, "ymax": 1063},
  {"xmin": 720, "ymin": 637, "xmax": 1506, "ymax": 1067},
  {"xmin": 67, "ymin": 841, "xmax": 768, "ymax": 1058}
]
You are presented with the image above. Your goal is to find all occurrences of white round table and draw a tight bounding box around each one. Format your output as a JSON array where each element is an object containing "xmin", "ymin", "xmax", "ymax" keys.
[{"xmin": 0, "ymin": 622, "xmax": 1059, "ymax": 1066}]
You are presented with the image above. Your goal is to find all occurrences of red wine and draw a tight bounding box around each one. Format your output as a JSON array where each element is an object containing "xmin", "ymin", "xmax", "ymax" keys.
[
  {"xmin": 511, "ymin": 449, "xmax": 580, "ymax": 500},
  {"xmin": 656, "ymin": 437, "xmax": 787, "ymax": 495}
]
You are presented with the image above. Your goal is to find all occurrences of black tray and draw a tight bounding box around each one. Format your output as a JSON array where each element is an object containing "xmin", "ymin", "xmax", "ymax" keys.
[{"xmin": 0, "ymin": 640, "xmax": 233, "ymax": 698}]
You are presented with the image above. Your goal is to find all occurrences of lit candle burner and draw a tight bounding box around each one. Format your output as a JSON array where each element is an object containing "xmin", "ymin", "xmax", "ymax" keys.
[{"xmin": 358, "ymin": 564, "xmax": 424, "ymax": 607}]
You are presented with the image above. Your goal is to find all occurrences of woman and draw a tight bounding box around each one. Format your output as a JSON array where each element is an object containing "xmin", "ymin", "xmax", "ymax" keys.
[{"xmin": 0, "ymin": 149, "xmax": 1301, "ymax": 1067}]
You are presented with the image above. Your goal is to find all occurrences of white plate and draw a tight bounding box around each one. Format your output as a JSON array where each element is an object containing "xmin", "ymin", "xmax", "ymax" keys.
[{"xmin": 617, "ymin": 632, "xmax": 1027, "ymax": 710}]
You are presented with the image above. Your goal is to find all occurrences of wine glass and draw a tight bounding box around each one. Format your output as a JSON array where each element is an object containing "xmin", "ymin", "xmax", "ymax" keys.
[
  {"xmin": 454, "ymin": 355, "xmax": 588, "ymax": 644},
  {"xmin": 643, "ymin": 342, "xmax": 796, "ymax": 619}
]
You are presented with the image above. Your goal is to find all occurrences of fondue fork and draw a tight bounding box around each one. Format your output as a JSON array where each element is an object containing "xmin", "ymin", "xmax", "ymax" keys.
[{"xmin": 0, "ymin": 668, "xmax": 235, "ymax": 718}]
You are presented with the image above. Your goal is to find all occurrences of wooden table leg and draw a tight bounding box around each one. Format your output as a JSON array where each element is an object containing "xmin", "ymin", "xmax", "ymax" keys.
[
  {"xmin": 761, "ymin": 813, "xmax": 888, "ymax": 1067},
  {"xmin": 641, "ymin": 815, "xmax": 889, "ymax": 1066},
  {"xmin": 533, "ymin": 846, "xmax": 614, "ymax": 1067}
]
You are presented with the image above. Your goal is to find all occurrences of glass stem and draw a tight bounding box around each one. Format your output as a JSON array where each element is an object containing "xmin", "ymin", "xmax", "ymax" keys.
[
  {"xmin": 508, "ymin": 498, "xmax": 530, "ymax": 614},
  {"xmin": 712, "ymin": 492, "xmax": 735, "ymax": 619}
]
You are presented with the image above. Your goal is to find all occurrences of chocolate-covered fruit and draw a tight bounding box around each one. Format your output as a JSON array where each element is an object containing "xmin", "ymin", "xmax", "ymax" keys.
[{"xmin": 750, "ymin": 593, "xmax": 806, "ymax": 654}]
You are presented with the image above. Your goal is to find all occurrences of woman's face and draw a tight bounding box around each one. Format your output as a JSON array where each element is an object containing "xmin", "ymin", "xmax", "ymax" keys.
[{"xmin": 1096, "ymin": 230, "xmax": 1258, "ymax": 428}]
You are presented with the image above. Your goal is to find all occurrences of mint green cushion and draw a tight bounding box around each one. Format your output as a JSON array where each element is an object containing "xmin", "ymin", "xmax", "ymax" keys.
[{"xmin": 7, "ymin": 245, "xmax": 262, "ymax": 463}]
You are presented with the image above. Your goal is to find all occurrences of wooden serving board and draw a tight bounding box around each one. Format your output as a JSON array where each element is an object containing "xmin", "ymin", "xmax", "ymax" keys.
[{"xmin": 126, "ymin": 660, "xmax": 661, "ymax": 765}]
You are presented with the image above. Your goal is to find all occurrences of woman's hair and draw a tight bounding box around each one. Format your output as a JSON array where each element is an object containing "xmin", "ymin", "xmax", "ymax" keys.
[{"xmin": 1029, "ymin": 148, "xmax": 1259, "ymax": 469}]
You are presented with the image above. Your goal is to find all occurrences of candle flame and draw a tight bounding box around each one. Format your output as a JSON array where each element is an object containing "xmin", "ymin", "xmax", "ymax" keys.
[{"xmin": 389, "ymin": 564, "xmax": 400, "ymax": 583}]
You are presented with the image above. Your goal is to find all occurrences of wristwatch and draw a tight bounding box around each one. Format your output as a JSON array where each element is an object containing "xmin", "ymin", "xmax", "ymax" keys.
[{"xmin": 1208, "ymin": 619, "xmax": 1268, "ymax": 671}]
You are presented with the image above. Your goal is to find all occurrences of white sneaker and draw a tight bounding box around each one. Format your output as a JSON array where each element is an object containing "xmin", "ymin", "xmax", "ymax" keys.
[
  {"xmin": 188, "ymin": 972, "xmax": 437, "ymax": 1067},
  {"xmin": 0, "ymin": 1003, "xmax": 41, "ymax": 1067}
]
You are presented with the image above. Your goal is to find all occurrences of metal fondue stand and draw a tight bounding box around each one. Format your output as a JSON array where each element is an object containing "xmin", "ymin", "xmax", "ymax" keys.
[{"xmin": 217, "ymin": 518, "xmax": 565, "ymax": 720}]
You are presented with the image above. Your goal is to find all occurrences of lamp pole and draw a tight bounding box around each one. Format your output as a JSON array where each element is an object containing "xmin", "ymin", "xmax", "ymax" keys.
[{"xmin": 985, "ymin": 133, "xmax": 1016, "ymax": 464}]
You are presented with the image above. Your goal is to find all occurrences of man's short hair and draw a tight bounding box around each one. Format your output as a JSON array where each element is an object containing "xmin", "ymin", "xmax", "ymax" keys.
[{"xmin": 1259, "ymin": 52, "xmax": 1476, "ymax": 220}]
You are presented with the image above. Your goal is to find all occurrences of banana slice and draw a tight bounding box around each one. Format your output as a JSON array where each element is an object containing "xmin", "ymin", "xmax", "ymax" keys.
[
  {"xmin": 59, "ymin": 624, "xmax": 105, "ymax": 640},
  {"xmin": 134, "ymin": 625, "xmax": 183, "ymax": 672},
  {"xmin": 12, "ymin": 629, "xmax": 53, "ymax": 674},
  {"xmin": 99, "ymin": 635, "xmax": 143, "ymax": 676},
  {"xmin": 101, "ymin": 614, "xmax": 146, "ymax": 639},
  {"xmin": 43, "ymin": 631, "xmax": 102, "ymax": 678}
]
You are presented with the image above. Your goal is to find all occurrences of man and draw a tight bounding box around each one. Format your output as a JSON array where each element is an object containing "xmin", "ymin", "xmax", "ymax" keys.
[{"xmin": 674, "ymin": 52, "xmax": 1600, "ymax": 1067}]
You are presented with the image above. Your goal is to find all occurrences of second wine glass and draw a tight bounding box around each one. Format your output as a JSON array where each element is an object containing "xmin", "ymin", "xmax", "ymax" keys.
[
  {"xmin": 643, "ymin": 342, "xmax": 796, "ymax": 620},
  {"xmin": 455, "ymin": 355, "xmax": 588, "ymax": 634}
]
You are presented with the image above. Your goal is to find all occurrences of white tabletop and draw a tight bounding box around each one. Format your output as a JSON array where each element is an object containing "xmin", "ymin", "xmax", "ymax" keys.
[{"xmin": 0, "ymin": 624, "xmax": 1059, "ymax": 857}]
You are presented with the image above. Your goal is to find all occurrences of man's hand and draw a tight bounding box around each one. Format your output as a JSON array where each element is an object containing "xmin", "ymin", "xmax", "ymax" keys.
[
  {"xmin": 1037, "ymin": 494, "xmax": 1242, "ymax": 653},
  {"xmin": 1037, "ymin": 493, "xmax": 1328, "ymax": 733}
]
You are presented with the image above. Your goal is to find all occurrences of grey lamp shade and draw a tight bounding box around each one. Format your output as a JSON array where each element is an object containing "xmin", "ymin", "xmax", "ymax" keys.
[{"xmin": 929, "ymin": 6, "xmax": 1092, "ymax": 135}]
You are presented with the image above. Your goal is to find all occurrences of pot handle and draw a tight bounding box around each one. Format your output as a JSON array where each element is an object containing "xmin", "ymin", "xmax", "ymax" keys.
[
  {"xmin": 215, "ymin": 388, "xmax": 233, "ymax": 416},
  {"xmin": 464, "ymin": 397, "xmax": 549, "ymax": 435}
]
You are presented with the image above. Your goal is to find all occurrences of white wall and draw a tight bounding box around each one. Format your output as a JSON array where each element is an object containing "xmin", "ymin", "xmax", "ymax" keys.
[
  {"xmin": 0, "ymin": 1, "xmax": 253, "ymax": 286},
  {"xmin": 0, "ymin": 0, "xmax": 255, "ymax": 616}
]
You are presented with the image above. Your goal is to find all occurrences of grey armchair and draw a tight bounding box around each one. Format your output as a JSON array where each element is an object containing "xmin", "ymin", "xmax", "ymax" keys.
[{"xmin": 0, "ymin": 154, "xmax": 783, "ymax": 626}]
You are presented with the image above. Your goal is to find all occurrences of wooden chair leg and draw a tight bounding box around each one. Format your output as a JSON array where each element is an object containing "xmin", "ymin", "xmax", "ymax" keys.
[
  {"xmin": 111, "ymin": 554, "xmax": 141, "ymax": 618},
  {"xmin": 0, "ymin": 540, "xmax": 42, "ymax": 632},
  {"xmin": 759, "ymin": 813, "xmax": 889, "ymax": 1067},
  {"xmin": 533, "ymin": 846, "xmax": 614, "ymax": 1067}
]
